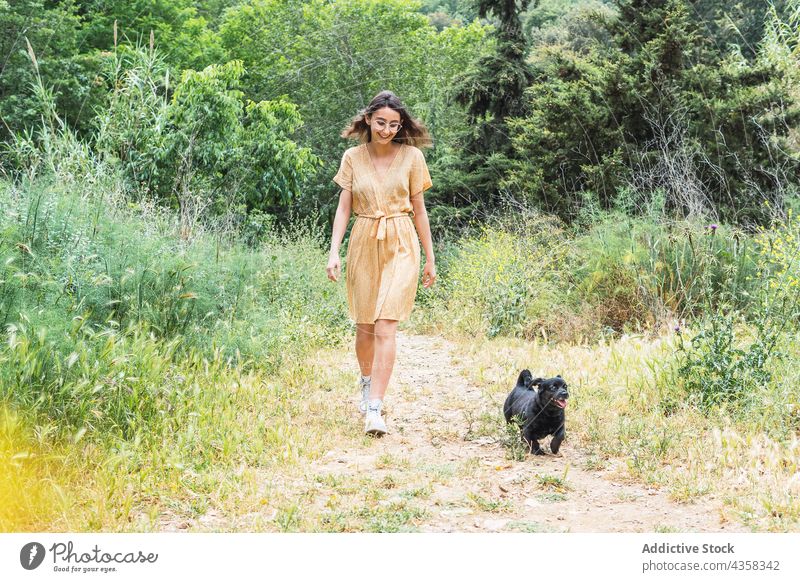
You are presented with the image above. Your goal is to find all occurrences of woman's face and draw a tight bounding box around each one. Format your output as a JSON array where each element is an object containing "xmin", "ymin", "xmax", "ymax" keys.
[{"xmin": 366, "ymin": 106, "xmax": 402, "ymax": 144}]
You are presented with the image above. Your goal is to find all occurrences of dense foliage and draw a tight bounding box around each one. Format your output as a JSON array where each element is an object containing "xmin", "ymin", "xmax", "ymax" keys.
[
  {"xmin": 487, "ymin": 0, "xmax": 800, "ymax": 224},
  {"xmin": 2, "ymin": 1, "xmax": 798, "ymax": 228}
]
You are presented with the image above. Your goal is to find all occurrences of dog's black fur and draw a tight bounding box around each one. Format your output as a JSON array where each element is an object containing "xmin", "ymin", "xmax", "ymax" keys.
[{"xmin": 503, "ymin": 370, "xmax": 569, "ymax": 455}]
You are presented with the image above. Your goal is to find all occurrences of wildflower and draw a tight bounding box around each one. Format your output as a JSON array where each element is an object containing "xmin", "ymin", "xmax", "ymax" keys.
[{"xmin": 707, "ymin": 223, "xmax": 718, "ymax": 232}]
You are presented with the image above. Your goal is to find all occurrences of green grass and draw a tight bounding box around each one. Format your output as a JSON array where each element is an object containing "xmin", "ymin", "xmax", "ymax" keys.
[
  {"xmin": 506, "ymin": 520, "xmax": 555, "ymax": 533},
  {"xmin": 2, "ymin": 166, "xmax": 800, "ymax": 532},
  {"xmin": 537, "ymin": 470, "xmax": 571, "ymax": 493},
  {"xmin": 538, "ymin": 492, "xmax": 568, "ymax": 503},
  {"xmin": 320, "ymin": 501, "xmax": 428, "ymax": 533},
  {"xmin": 466, "ymin": 492, "xmax": 513, "ymax": 513}
]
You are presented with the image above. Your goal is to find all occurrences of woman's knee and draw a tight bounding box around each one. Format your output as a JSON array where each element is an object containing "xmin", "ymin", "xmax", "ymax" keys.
[
  {"xmin": 374, "ymin": 318, "xmax": 398, "ymax": 340},
  {"xmin": 357, "ymin": 326, "xmax": 377, "ymax": 346}
]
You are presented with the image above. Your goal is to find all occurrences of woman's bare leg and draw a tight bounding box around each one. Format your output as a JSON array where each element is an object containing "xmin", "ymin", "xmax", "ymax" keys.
[
  {"xmin": 369, "ymin": 318, "xmax": 399, "ymax": 400},
  {"xmin": 355, "ymin": 323, "xmax": 375, "ymax": 377}
]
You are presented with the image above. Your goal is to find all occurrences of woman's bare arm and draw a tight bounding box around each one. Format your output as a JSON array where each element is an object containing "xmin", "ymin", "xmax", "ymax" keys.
[
  {"xmin": 330, "ymin": 188, "xmax": 352, "ymax": 254},
  {"xmin": 327, "ymin": 188, "xmax": 352, "ymax": 281},
  {"xmin": 411, "ymin": 191, "xmax": 434, "ymax": 264}
]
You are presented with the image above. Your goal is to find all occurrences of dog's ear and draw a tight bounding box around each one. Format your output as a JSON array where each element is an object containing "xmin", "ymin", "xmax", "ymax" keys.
[
  {"xmin": 531, "ymin": 377, "xmax": 544, "ymax": 387},
  {"xmin": 556, "ymin": 375, "xmax": 562, "ymax": 379}
]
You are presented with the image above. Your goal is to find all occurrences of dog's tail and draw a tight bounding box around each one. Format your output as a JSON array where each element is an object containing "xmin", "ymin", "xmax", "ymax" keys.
[{"xmin": 517, "ymin": 369, "xmax": 543, "ymax": 390}]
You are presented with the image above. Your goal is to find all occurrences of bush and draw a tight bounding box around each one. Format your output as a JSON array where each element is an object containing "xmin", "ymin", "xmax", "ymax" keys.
[
  {"xmin": 668, "ymin": 209, "xmax": 800, "ymax": 411},
  {"xmin": 674, "ymin": 311, "xmax": 781, "ymax": 410},
  {"xmin": 573, "ymin": 214, "xmax": 760, "ymax": 331},
  {"xmin": 0, "ymin": 172, "xmax": 350, "ymax": 441},
  {"xmin": 94, "ymin": 46, "xmax": 319, "ymax": 221},
  {"xmin": 428, "ymin": 215, "xmax": 570, "ymax": 339}
]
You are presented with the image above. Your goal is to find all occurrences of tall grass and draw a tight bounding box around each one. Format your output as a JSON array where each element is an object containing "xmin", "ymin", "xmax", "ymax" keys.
[
  {"xmin": 415, "ymin": 214, "xmax": 571, "ymax": 339},
  {"xmin": 0, "ymin": 142, "xmax": 354, "ymax": 531},
  {"xmin": 413, "ymin": 211, "xmax": 765, "ymax": 341}
]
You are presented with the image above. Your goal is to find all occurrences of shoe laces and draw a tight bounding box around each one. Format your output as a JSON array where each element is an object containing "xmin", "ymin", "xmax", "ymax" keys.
[{"xmin": 360, "ymin": 378, "xmax": 371, "ymax": 402}]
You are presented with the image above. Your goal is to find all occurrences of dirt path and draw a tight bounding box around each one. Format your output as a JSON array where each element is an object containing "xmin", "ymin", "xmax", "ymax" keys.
[{"xmin": 308, "ymin": 331, "xmax": 744, "ymax": 533}]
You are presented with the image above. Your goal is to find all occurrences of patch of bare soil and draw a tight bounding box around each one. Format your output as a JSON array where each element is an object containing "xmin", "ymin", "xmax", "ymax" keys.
[{"xmin": 310, "ymin": 331, "xmax": 745, "ymax": 533}]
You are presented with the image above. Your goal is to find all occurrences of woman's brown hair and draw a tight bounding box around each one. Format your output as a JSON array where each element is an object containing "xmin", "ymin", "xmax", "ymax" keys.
[{"xmin": 340, "ymin": 90, "xmax": 433, "ymax": 148}]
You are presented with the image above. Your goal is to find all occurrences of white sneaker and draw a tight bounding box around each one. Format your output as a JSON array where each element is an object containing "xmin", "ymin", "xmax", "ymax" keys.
[
  {"xmin": 358, "ymin": 376, "xmax": 371, "ymax": 414},
  {"xmin": 364, "ymin": 400, "xmax": 387, "ymax": 436}
]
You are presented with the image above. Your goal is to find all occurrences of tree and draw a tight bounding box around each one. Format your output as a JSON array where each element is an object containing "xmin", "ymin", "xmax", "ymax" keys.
[
  {"xmin": 502, "ymin": 0, "xmax": 800, "ymax": 223},
  {"xmin": 692, "ymin": 0, "xmax": 793, "ymax": 61},
  {"xmin": 77, "ymin": 0, "xmax": 226, "ymax": 71},
  {"xmin": 435, "ymin": 0, "xmax": 535, "ymax": 221},
  {"xmin": 95, "ymin": 49, "xmax": 319, "ymax": 230},
  {"xmin": 220, "ymin": 0, "xmax": 488, "ymax": 220},
  {"xmin": 0, "ymin": 0, "xmax": 99, "ymax": 140}
]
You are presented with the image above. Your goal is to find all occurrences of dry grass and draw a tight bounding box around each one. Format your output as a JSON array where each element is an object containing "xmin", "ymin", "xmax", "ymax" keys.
[
  {"xmin": 449, "ymin": 330, "xmax": 800, "ymax": 531},
  {"xmin": 4, "ymin": 322, "xmax": 799, "ymax": 532}
]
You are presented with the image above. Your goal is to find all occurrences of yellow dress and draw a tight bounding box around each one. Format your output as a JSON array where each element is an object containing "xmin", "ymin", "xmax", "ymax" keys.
[{"xmin": 333, "ymin": 143, "xmax": 433, "ymax": 324}]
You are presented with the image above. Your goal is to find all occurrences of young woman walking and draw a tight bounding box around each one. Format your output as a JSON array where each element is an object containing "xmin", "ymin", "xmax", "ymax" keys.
[{"xmin": 326, "ymin": 90, "xmax": 436, "ymax": 436}]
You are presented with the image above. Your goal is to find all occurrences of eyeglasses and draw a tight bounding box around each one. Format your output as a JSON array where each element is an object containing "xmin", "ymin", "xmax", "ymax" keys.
[{"xmin": 372, "ymin": 119, "xmax": 402, "ymax": 133}]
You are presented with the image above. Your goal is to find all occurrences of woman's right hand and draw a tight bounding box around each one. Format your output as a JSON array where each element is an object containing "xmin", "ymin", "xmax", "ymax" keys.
[{"xmin": 326, "ymin": 252, "xmax": 341, "ymax": 282}]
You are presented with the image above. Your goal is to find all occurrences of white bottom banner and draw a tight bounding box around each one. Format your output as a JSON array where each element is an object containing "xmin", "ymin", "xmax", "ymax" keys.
[{"xmin": 2, "ymin": 533, "xmax": 797, "ymax": 581}]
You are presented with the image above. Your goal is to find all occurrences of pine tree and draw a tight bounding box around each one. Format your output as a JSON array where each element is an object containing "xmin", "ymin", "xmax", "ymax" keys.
[
  {"xmin": 437, "ymin": 0, "xmax": 535, "ymax": 217},
  {"xmin": 610, "ymin": 0, "xmax": 700, "ymax": 151},
  {"xmin": 500, "ymin": 0, "xmax": 800, "ymax": 222},
  {"xmin": 609, "ymin": 0, "xmax": 800, "ymax": 221}
]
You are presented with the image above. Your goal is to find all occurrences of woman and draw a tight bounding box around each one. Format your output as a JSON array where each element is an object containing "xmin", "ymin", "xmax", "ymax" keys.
[{"xmin": 326, "ymin": 90, "xmax": 436, "ymax": 436}]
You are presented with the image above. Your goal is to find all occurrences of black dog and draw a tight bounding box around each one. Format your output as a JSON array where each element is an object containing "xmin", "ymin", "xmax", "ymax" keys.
[{"xmin": 503, "ymin": 370, "xmax": 569, "ymax": 455}]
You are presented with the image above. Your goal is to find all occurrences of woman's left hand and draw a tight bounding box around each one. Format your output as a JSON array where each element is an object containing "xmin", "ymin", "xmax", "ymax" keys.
[{"xmin": 422, "ymin": 260, "xmax": 437, "ymax": 289}]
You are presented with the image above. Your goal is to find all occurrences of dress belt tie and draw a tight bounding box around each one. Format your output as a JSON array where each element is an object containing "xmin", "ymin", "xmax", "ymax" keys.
[{"xmin": 356, "ymin": 210, "xmax": 414, "ymax": 240}]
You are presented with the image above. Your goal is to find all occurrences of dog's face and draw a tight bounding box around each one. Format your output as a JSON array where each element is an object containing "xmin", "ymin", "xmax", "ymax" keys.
[{"xmin": 535, "ymin": 376, "xmax": 569, "ymax": 410}]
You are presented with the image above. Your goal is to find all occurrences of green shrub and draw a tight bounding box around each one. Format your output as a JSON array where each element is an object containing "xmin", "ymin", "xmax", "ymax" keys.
[
  {"xmin": 573, "ymin": 215, "xmax": 760, "ymax": 331},
  {"xmin": 434, "ymin": 217, "xmax": 570, "ymax": 339},
  {"xmin": 674, "ymin": 311, "xmax": 781, "ymax": 410},
  {"xmin": 668, "ymin": 209, "xmax": 800, "ymax": 411},
  {"xmin": 94, "ymin": 47, "xmax": 319, "ymax": 217}
]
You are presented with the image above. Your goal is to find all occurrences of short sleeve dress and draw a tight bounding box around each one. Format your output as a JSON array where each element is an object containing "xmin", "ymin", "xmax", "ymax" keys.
[{"xmin": 332, "ymin": 143, "xmax": 433, "ymax": 324}]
